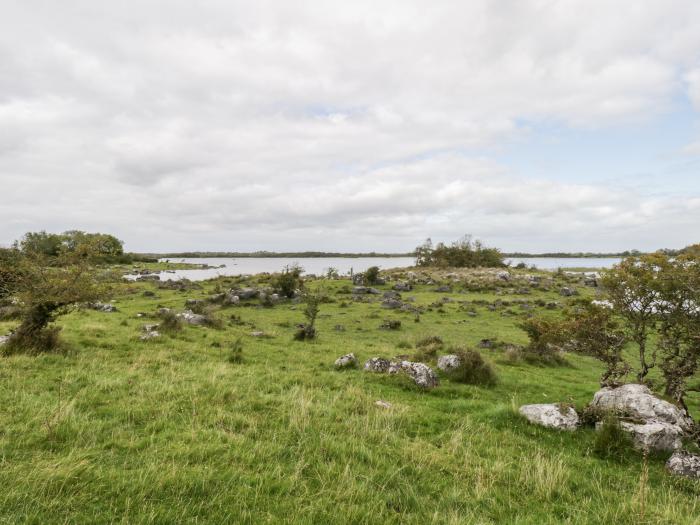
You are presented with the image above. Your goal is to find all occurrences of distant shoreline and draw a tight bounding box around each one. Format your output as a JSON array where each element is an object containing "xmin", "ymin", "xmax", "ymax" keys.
[{"xmin": 132, "ymin": 252, "xmax": 629, "ymax": 259}]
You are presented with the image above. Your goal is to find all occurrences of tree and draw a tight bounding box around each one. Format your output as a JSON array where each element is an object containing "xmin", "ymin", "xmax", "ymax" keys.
[
  {"xmin": 601, "ymin": 253, "xmax": 669, "ymax": 382},
  {"xmin": 1, "ymin": 239, "xmax": 108, "ymax": 354},
  {"xmin": 274, "ymin": 264, "xmax": 304, "ymax": 298},
  {"xmin": 414, "ymin": 235, "xmax": 504, "ymax": 268},
  {"xmin": 364, "ymin": 266, "xmax": 381, "ymax": 285},
  {"xmin": 562, "ymin": 301, "xmax": 630, "ymax": 387}
]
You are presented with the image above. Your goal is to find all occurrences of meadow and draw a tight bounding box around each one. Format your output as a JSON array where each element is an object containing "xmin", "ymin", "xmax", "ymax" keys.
[{"xmin": 1, "ymin": 266, "xmax": 699, "ymax": 524}]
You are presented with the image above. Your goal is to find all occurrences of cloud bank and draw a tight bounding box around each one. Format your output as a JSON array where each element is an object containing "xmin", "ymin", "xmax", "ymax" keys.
[{"xmin": 1, "ymin": 0, "xmax": 700, "ymax": 252}]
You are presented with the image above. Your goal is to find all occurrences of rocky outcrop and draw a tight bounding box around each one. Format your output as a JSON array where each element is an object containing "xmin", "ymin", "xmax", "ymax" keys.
[
  {"xmin": 591, "ymin": 384, "xmax": 692, "ymax": 432},
  {"xmin": 140, "ymin": 324, "xmax": 160, "ymax": 341},
  {"xmin": 177, "ymin": 310, "xmax": 206, "ymax": 325},
  {"xmin": 90, "ymin": 302, "xmax": 117, "ymax": 312},
  {"xmin": 666, "ymin": 451, "xmax": 700, "ymax": 479},
  {"xmin": 353, "ymin": 286, "xmax": 381, "ymax": 295},
  {"xmin": 437, "ymin": 354, "xmax": 461, "ymax": 373},
  {"xmin": 234, "ymin": 288, "xmax": 259, "ymax": 300},
  {"xmin": 519, "ymin": 404, "xmax": 579, "ymax": 431},
  {"xmin": 364, "ymin": 357, "xmax": 392, "ymax": 373},
  {"xmin": 381, "ymin": 298, "xmax": 403, "ymax": 309},
  {"xmin": 334, "ymin": 353, "xmax": 358, "ymax": 369},
  {"xmin": 590, "ymin": 384, "xmax": 693, "ymax": 452},
  {"xmin": 397, "ymin": 361, "xmax": 439, "ymax": 388}
]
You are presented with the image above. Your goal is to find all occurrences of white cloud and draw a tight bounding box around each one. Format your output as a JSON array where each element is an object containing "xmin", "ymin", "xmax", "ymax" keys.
[{"xmin": 1, "ymin": 0, "xmax": 700, "ymax": 251}]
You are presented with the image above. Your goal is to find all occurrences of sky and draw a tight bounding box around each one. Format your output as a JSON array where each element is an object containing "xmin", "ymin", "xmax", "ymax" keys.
[{"xmin": 1, "ymin": 0, "xmax": 700, "ymax": 253}]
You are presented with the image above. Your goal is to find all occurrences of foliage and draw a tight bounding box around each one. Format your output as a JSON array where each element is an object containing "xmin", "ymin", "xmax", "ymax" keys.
[
  {"xmin": 227, "ymin": 338, "xmax": 244, "ymax": 364},
  {"xmin": 415, "ymin": 235, "xmax": 504, "ymax": 268},
  {"xmin": 294, "ymin": 288, "xmax": 321, "ymax": 340},
  {"xmin": 601, "ymin": 253, "xmax": 668, "ymax": 382},
  {"xmin": 17, "ymin": 230, "xmax": 126, "ymax": 263},
  {"xmin": 518, "ymin": 317, "xmax": 568, "ymax": 365},
  {"xmin": 412, "ymin": 335, "xmax": 444, "ymax": 361},
  {"xmin": 158, "ymin": 310, "xmax": 183, "ymax": 333},
  {"xmin": 445, "ymin": 348, "xmax": 498, "ymax": 386},
  {"xmin": 562, "ymin": 301, "xmax": 630, "ymax": 387},
  {"xmin": 593, "ymin": 415, "xmax": 636, "ymax": 461},
  {"xmin": 1, "ymin": 242, "xmax": 107, "ymax": 354},
  {"xmin": 275, "ymin": 264, "xmax": 304, "ymax": 298},
  {"xmin": 364, "ymin": 266, "xmax": 381, "ymax": 285}
]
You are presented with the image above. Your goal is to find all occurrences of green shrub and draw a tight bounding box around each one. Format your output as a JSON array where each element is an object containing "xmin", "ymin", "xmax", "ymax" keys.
[
  {"xmin": 364, "ymin": 266, "xmax": 381, "ymax": 285},
  {"xmin": 412, "ymin": 335, "xmax": 444, "ymax": 362},
  {"xmin": 227, "ymin": 338, "xmax": 244, "ymax": 364},
  {"xmin": 446, "ymin": 348, "xmax": 498, "ymax": 386},
  {"xmin": 275, "ymin": 265, "xmax": 303, "ymax": 298},
  {"xmin": 158, "ymin": 310, "xmax": 183, "ymax": 333},
  {"xmin": 593, "ymin": 416, "xmax": 635, "ymax": 461}
]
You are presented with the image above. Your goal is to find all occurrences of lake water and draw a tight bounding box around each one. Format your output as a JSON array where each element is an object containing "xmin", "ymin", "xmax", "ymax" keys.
[{"xmin": 128, "ymin": 256, "xmax": 622, "ymax": 281}]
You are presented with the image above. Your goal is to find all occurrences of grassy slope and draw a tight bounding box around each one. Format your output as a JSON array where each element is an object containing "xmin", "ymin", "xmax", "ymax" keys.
[{"xmin": 0, "ymin": 269, "xmax": 699, "ymax": 524}]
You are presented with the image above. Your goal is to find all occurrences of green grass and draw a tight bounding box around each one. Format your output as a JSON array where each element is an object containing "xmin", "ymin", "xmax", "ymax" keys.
[{"xmin": 0, "ymin": 269, "xmax": 698, "ymax": 524}]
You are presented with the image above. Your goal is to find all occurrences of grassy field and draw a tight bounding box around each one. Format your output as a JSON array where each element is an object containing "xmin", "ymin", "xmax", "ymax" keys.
[{"xmin": 0, "ymin": 267, "xmax": 699, "ymax": 524}]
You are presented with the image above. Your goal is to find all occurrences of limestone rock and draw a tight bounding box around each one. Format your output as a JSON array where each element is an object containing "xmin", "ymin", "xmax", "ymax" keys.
[
  {"xmin": 334, "ymin": 353, "xmax": 358, "ymax": 369},
  {"xmin": 666, "ymin": 451, "xmax": 700, "ymax": 479},
  {"xmin": 364, "ymin": 357, "xmax": 392, "ymax": 373},
  {"xmin": 437, "ymin": 354, "xmax": 461, "ymax": 373},
  {"xmin": 519, "ymin": 404, "xmax": 579, "ymax": 431}
]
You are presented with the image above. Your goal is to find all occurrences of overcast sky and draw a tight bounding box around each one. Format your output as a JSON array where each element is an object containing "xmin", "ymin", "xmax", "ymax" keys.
[{"xmin": 2, "ymin": 1, "xmax": 700, "ymax": 253}]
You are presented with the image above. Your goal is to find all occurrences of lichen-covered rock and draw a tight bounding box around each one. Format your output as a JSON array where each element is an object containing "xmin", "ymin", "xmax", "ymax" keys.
[
  {"xmin": 496, "ymin": 271, "xmax": 510, "ymax": 281},
  {"xmin": 353, "ymin": 286, "xmax": 381, "ymax": 295},
  {"xmin": 618, "ymin": 421, "xmax": 682, "ymax": 452},
  {"xmin": 666, "ymin": 451, "xmax": 700, "ymax": 479},
  {"xmin": 381, "ymin": 299, "xmax": 403, "ymax": 309},
  {"xmin": 375, "ymin": 400, "xmax": 392, "ymax": 409},
  {"xmin": 177, "ymin": 310, "xmax": 206, "ymax": 325},
  {"xmin": 334, "ymin": 353, "xmax": 358, "ymax": 369},
  {"xmin": 0, "ymin": 334, "xmax": 10, "ymax": 346},
  {"xmin": 90, "ymin": 302, "xmax": 117, "ymax": 312},
  {"xmin": 234, "ymin": 288, "xmax": 259, "ymax": 300},
  {"xmin": 559, "ymin": 287, "xmax": 576, "ymax": 297},
  {"xmin": 140, "ymin": 324, "xmax": 160, "ymax": 341},
  {"xmin": 364, "ymin": 357, "xmax": 393, "ymax": 373},
  {"xmin": 591, "ymin": 384, "xmax": 693, "ymax": 432},
  {"xmin": 397, "ymin": 361, "xmax": 439, "ymax": 389},
  {"xmin": 224, "ymin": 293, "xmax": 240, "ymax": 305},
  {"xmin": 519, "ymin": 404, "xmax": 579, "ymax": 431},
  {"xmin": 393, "ymin": 282, "xmax": 412, "ymax": 292},
  {"xmin": 437, "ymin": 354, "xmax": 461, "ymax": 373}
]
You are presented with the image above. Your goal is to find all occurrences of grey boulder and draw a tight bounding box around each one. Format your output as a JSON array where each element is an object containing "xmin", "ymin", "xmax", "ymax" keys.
[
  {"xmin": 334, "ymin": 353, "xmax": 359, "ymax": 369},
  {"xmin": 519, "ymin": 404, "xmax": 579, "ymax": 431},
  {"xmin": 666, "ymin": 451, "xmax": 700, "ymax": 479}
]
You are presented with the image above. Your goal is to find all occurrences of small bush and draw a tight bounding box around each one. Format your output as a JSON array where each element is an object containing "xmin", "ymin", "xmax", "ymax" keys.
[
  {"xmin": 396, "ymin": 339, "xmax": 413, "ymax": 350},
  {"xmin": 275, "ymin": 265, "xmax": 303, "ymax": 298},
  {"xmin": 365, "ymin": 266, "xmax": 381, "ymax": 285},
  {"xmin": 158, "ymin": 310, "xmax": 183, "ymax": 333},
  {"xmin": 446, "ymin": 348, "xmax": 498, "ymax": 386},
  {"xmin": 201, "ymin": 306, "xmax": 224, "ymax": 329},
  {"xmin": 412, "ymin": 336, "xmax": 444, "ymax": 362},
  {"xmin": 227, "ymin": 338, "xmax": 244, "ymax": 364},
  {"xmin": 593, "ymin": 416, "xmax": 635, "ymax": 461}
]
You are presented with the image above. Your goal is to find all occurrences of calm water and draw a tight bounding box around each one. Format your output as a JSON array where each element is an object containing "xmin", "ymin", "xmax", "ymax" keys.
[{"xmin": 127, "ymin": 256, "xmax": 622, "ymax": 281}]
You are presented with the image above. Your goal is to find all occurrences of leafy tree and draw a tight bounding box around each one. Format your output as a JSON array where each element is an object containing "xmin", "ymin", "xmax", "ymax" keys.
[
  {"xmin": 364, "ymin": 266, "xmax": 381, "ymax": 285},
  {"xmin": 415, "ymin": 235, "xmax": 504, "ymax": 268},
  {"xmin": 562, "ymin": 301, "xmax": 630, "ymax": 387},
  {"xmin": 294, "ymin": 288, "xmax": 321, "ymax": 341},
  {"xmin": 1, "ymin": 239, "xmax": 108, "ymax": 354},
  {"xmin": 601, "ymin": 253, "xmax": 669, "ymax": 382},
  {"xmin": 274, "ymin": 264, "xmax": 304, "ymax": 298}
]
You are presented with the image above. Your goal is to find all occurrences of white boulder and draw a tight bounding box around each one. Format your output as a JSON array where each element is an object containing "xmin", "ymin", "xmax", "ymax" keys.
[{"xmin": 519, "ymin": 404, "xmax": 579, "ymax": 431}]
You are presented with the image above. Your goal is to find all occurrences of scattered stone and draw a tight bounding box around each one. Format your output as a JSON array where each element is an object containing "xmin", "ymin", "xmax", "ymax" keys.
[
  {"xmin": 353, "ymin": 286, "xmax": 381, "ymax": 295},
  {"xmin": 478, "ymin": 339, "xmax": 495, "ymax": 349},
  {"xmin": 380, "ymin": 319, "xmax": 401, "ymax": 330},
  {"xmin": 334, "ymin": 324, "xmax": 346, "ymax": 332},
  {"xmin": 584, "ymin": 277, "xmax": 598, "ymax": 287},
  {"xmin": 397, "ymin": 361, "xmax": 439, "ymax": 388},
  {"xmin": 136, "ymin": 274, "xmax": 160, "ymax": 281},
  {"xmin": 383, "ymin": 291, "xmax": 401, "ymax": 299},
  {"xmin": 90, "ymin": 302, "xmax": 117, "ymax": 312},
  {"xmin": 381, "ymin": 298, "xmax": 403, "ymax": 309},
  {"xmin": 140, "ymin": 324, "xmax": 160, "ymax": 341},
  {"xmin": 250, "ymin": 331, "xmax": 266, "ymax": 337},
  {"xmin": 437, "ymin": 354, "xmax": 461, "ymax": 373},
  {"xmin": 666, "ymin": 451, "xmax": 700, "ymax": 479},
  {"xmin": 224, "ymin": 293, "xmax": 240, "ymax": 305},
  {"xmin": 177, "ymin": 310, "xmax": 206, "ymax": 325},
  {"xmin": 393, "ymin": 282, "xmax": 412, "ymax": 292},
  {"xmin": 334, "ymin": 353, "xmax": 358, "ymax": 369},
  {"xmin": 375, "ymin": 400, "xmax": 393, "ymax": 409},
  {"xmin": 0, "ymin": 334, "xmax": 10, "ymax": 346},
  {"xmin": 519, "ymin": 404, "xmax": 579, "ymax": 431},
  {"xmin": 235, "ymin": 288, "xmax": 259, "ymax": 300},
  {"xmin": 185, "ymin": 299, "xmax": 205, "ymax": 307},
  {"xmin": 559, "ymin": 287, "xmax": 576, "ymax": 297},
  {"xmin": 496, "ymin": 271, "xmax": 511, "ymax": 281},
  {"xmin": 434, "ymin": 285, "xmax": 452, "ymax": 293},
  {"xmin": 364, "ymin": 357, "xmax": 393, "ymax": 373}
]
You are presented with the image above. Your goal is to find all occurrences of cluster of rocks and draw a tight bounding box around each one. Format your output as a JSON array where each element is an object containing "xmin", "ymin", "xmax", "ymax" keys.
[
  {"xmin": 519, "ymin": 383, "xmax": 700, "ymax": 479},
  {"xmin": 140, "ymin": 324, "xmax": 160, "ymax": 341},
  {"xmin": 177, "ymin": 310, "xmax": 207, "ymax": 325},
  {"xmin": 89, "ymin": 302, "xmax": 118, "ymax": 312},
  {"xmin": 362, "ymin": 356, "xmax": 439, "ymax": 388}
]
